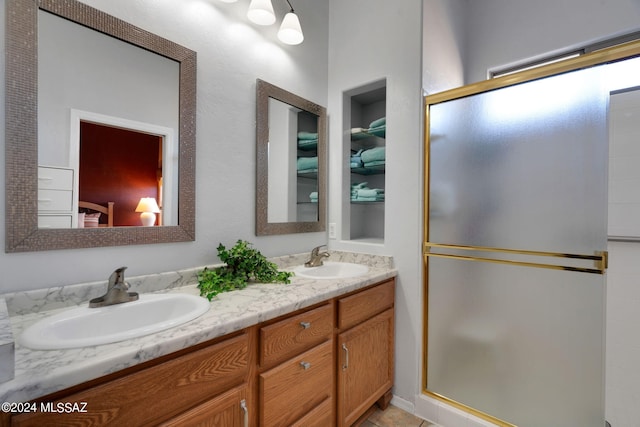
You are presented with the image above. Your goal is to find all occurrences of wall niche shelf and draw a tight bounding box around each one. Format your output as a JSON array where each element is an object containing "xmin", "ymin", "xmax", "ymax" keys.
[{"xmin": 344, "ymin": 79, "xmax": 386, "ymax": 244}]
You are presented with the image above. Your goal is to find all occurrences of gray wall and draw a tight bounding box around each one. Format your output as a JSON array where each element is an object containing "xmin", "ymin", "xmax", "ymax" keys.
[
  {"xmin": 0, "ymin": 0, "xmax": 329, "ymax": 293},
  {"xmin": 327, "ymin": 0, "xmax": 424, "ymax": 406}
]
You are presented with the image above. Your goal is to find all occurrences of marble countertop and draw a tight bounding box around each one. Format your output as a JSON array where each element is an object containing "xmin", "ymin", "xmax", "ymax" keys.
[{"xmin": 0, "ymin": 251, "xmax": 396, "ymax": 403}]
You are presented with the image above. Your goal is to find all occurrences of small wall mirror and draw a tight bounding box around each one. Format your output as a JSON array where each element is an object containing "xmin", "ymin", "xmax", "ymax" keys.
[
  {"xmin": 255, "ymin": 79, "xmax": 327, "ymax": 235},
  {"xmin": 5, "ymin": 0, "xmax": 196, "ymax": 252}
]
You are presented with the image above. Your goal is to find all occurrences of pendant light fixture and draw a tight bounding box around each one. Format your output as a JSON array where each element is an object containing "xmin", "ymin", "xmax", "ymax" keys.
[
  {"xmin": 277, "ymin": 0, "xmax": 304, "ymax": 45},
  {"xmin": 247, "ymin": 0, "xmax": 276, "ymax": 26}
]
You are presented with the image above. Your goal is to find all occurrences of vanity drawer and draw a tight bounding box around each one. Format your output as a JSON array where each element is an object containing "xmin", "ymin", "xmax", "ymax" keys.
[
  {"xmin": 260, "ymin": 340, "xmax": 333, "ymax": 427},
  {"xmin": 11, "ymin": 333, "xmax": 249, "ymax": 427},
  {"xmin": 260, "ymin": 303, "xmax": 333, "ymax": 367},
  {"xmin": 338, "ymin": 279, "xmax": 394, "ymax": 330}
]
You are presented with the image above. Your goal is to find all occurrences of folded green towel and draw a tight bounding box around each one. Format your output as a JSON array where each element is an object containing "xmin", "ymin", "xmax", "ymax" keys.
[
  {"xmin": 361, "ymin": 147, "xmax": 385, "ymax": 163},
  {"xmin": 298, "ymin": 139, "xmax": 318, "ymax": 151},
  {"xmin": 363, "ymin": 160, "xmax": 386, "ymax": 168},
  {"xmin": 297, "ymin": 156, "xmax": 318, "ymax": 170},
  {"xmin": 369, "ymin": 117, "xmax": 386, "ymax": 129},
  {"xmin": 351, "ymin": 182, "xmax": 368, "ymax": 190},
  {"xmin": 367, "ymin": 125, "xmax": 386, "ymax": 138},
  {"xmin": 357, "ymin": 188, "xmax": 384, "ymax": 198},
  {"xmin": 298, "ymin": 131, "xmax": 318, "ymax": 140}
]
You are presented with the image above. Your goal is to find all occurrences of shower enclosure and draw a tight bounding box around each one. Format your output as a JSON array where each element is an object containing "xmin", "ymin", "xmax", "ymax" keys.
[{"xmin": 423, "ymin": 41, "xmax": 640, "ymax": 426}]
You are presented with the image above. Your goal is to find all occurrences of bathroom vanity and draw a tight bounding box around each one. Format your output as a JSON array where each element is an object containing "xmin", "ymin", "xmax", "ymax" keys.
[{"xmin": 0, "ymin": 252, "xmax": 396, "ymax": 427}]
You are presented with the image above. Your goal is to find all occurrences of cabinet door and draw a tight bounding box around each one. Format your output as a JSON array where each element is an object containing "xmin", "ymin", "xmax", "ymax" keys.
[
  {"xmin": 337, "ymin": 308, "xmax": 394, "ymax": 427},
  {"xmin": 159, "ymin": 385, "xmax": 248, "ymax": 427},
  {"xmin": 10, "ymin": 333, "xmax": 249, "ymax": 427}
]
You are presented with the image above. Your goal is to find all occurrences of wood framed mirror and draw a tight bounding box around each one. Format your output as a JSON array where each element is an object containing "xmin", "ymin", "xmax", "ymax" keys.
[
  {"xmin": 5, "ymin": 0, "xmax": 196, "ymax": 252},
  {"xmin": 255, "ymin": 79, "xmax": 327, "ymax": 235}
]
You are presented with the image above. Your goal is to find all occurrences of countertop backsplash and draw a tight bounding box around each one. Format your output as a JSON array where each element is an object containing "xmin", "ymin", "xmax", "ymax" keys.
[{"xmin": 2, "ymin": 251, "xmax": 393, "ymax": 317}]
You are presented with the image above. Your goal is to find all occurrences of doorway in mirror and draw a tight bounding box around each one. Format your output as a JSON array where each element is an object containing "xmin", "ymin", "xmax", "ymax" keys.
[{"xmin": 80, "ymin": 122, "xmax": 163, "ymax": 227}]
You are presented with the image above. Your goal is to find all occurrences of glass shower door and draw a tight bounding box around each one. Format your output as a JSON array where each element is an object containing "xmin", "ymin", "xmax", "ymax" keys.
[{"xmin": 424, "ymin": 65, "xmax": 609, "ymax": 427}]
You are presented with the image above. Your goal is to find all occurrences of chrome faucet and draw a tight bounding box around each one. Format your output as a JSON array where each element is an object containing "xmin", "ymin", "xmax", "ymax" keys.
[
  {"xmin": 304, "ymin": 245, "xmax": 330, "ymax": 267},
  {"xmin": 89, "ymin": 266, "xmax": 139, "ymax": 308}
]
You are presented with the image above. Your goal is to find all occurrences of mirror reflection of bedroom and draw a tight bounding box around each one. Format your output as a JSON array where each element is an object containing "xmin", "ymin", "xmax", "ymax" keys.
[
  {"xmin": 37, "ymin": 121, "xmax": 167, "ymax": 229},
  {"xmin": 79, "ymin": 122, "xmax": 163, "ymax": 228}
]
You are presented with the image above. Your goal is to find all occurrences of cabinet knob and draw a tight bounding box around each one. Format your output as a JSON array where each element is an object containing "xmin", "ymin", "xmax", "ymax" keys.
[
  {"xmin": 300, "ymin": 361, "xmax": 311, "ymax": 370},
  {"xmin": 300, "ymin": 321, "xmax": 311, "ymax": 329}
]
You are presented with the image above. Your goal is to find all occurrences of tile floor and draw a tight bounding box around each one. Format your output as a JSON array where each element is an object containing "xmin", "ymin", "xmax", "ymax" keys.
[{"xmin": 363, "ymin": 405, "xmax": 436, "ymax": 427}]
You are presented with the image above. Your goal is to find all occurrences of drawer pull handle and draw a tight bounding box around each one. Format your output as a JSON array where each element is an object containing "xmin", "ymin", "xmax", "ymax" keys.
[
  {"xmin": 300, "ymin": 361, "xmax": 311, "ymax": 370},
  {"xmin": 342, "ymin": 343, "xmax": 349, "ymax": 371},
  {"xmin": 240, "ymin": 399, "xmax": 248, "ymax": 427},
  {"xmin": 300, "ymin": 321, "xmax": 311, "ymax": 329}
]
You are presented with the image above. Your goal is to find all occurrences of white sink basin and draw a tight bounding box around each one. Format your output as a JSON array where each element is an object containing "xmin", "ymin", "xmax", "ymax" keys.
[
  {"xmin": 293, "ymin": 262, "xmax": 369, "ymax": 280},
  {"xmin": 19, "ymin": 293, "xmax": 210, "ymax": 350}
]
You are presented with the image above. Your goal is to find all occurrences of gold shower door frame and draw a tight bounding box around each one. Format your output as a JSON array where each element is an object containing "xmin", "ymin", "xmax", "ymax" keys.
[{"xmin": 422, "ymin": 39, "xmax": 640, "ymax": 426}]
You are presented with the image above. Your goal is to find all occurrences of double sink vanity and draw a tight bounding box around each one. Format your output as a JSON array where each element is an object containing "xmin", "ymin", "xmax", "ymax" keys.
[{"xmin": 0, "ymin": 251, "xmax": 397, "ymax": 426}]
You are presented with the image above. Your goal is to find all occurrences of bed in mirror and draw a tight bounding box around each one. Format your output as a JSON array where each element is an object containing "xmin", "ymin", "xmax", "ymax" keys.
[
  {"xmin": 255, "ymin": 79, "xmax": 327, "ymax": 235},
  {"xmin": 5, "ymin": 0, "xmax": 196, "ymax": 252}
]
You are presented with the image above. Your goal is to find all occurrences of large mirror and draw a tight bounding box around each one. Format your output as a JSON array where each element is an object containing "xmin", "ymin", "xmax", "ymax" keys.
[
  {"xmin": 5, "ymin": 0, "xmax": 196, "ymax": 252},
  {"xmin": 255, "ymin": 79, "xmax": 327, "ymax": 235}
]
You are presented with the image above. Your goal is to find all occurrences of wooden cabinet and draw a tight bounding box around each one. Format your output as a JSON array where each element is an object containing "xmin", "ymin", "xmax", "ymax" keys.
[
  {"xmin": 10, "ymin": 333, "xmax": 250, "ymax": 427},
  {"xmin": 6, "ymin": 279, "xmax": 395, "ymax": 427},
  {"xmin": 337, "ymin": 280, "xmax": 395, "ymax": 427},
  {"xmin": 258, "ymin": 303, "xmax": 334, "ymax": 426}
]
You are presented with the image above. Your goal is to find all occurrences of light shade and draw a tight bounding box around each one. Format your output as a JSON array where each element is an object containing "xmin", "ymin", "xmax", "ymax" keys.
[
  {"xmin": 218, "ymin": 0, "xmax": 238, "ymax": 3},
  {"xmin": 247, "ymin": 0, "xmax": 276, "ymax": 25},
  {"xmin": 135, "ymin": 197, "xmax": 161, "ymax": 227},
  {"xmin": 135, "ymin": 197, "xmax": 161, "ymax": 213},
  {"xmin": 278, "ymin": 12, "xmax": 304, "ymax": 45}
]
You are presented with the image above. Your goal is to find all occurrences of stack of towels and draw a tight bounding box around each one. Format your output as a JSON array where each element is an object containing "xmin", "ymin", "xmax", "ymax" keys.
[
  {"xmin": 309, "ymin": 191, "xmax": 318, "ymax": 203},
  {"xmin": 350, "ymin": 149, "xmax": 364, "ymax": 168},
  {"xmin": 297, "ymin": 156, "xmax": 318, "ymax": 173},
  {"xmin": 350, "ymin": 116, "xmax": 386, "ymax": 139},
  {"xmin": 360, "ymin": 146, "xmax": 385, "ymax": 168},
  {"xmin": 351, "ymin": 182, "xmax": 384, "ymax": 202},
  {"xmin": 297, "ymin": 131, "xmax": 318, "ymax": 151},
  {"xmin": 350, "ymin": 146, "xmax": 385, "ymax": 170},
  {"xmin": 366, "ymin": 117, "xmax": 386, "ymax": 138}
]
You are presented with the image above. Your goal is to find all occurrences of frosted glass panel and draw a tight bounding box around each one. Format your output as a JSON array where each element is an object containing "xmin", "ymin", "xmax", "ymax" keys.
[
  {"xmin": 427, "ymin": 258, "xmax": 605, "ymax": 426},
  {"xmin": 429, "ymin": 66, "xmax": 609, "ymax": 253},
  {"xmin": 427, "ymin": 65, "xmax": 608, "ymax": 426}
]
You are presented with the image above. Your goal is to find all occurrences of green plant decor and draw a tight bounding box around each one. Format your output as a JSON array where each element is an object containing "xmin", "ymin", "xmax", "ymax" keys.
[{"xmin": 197, "ymin": 240, "xmax": 293, "ymax": 301}]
